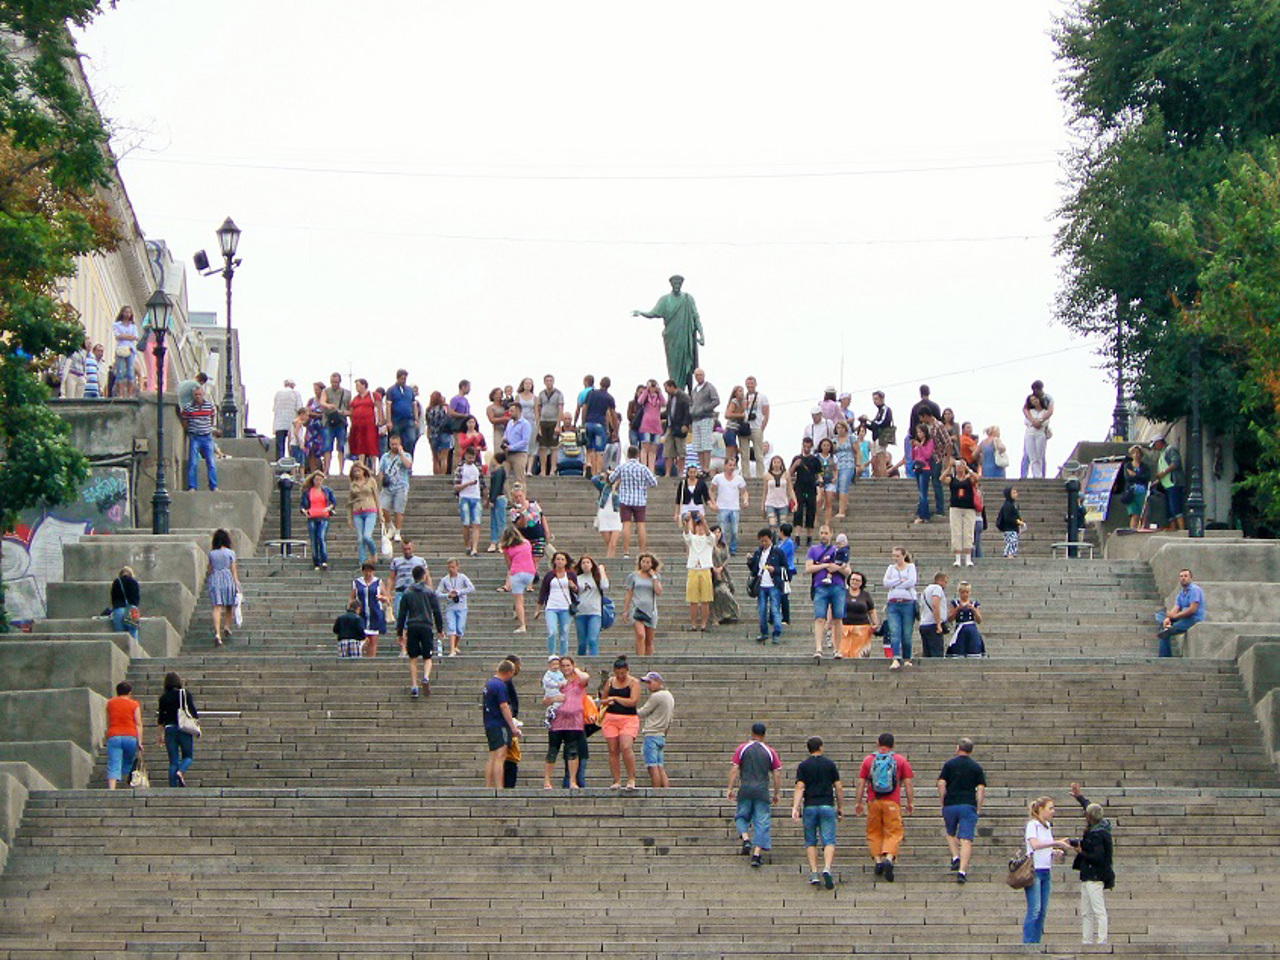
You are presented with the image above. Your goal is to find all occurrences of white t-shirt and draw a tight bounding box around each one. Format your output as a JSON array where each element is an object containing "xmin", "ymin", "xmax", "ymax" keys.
[
  {"xmin": 711, "ymin": 473, "xmax": 747, "ymax": 511},
  {"xmin": 1025, "ymin": 819, "xmax": 1056, "ymax": 869},
  {"xmin": 744, "ymin": 392, "xmax": 769, "ymax": 424},
  {"xmin": 684, "ymin": 532, "xmax": 716, "ymax": 570},
  {"xmin": 545, "ymin": 574, "xmax": 574, "ymax": 612},
  {"xmin": 458, "ymin": 463, "xmax": 482, "ymax": 500},
  {"xmin": 920, "ymin": 583, "xmax": 947, "ymax": 627},
  {"xmin": 804, "ymin": 419, "xmax": 838, "ymax": 447}
]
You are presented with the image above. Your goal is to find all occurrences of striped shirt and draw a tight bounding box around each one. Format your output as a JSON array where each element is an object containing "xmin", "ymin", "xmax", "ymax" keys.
[
  {"xmin": 84, "ymin": 356, "xmax": 100, "ymax": 397},
  {"xmin": 182, "ymin": 401, "xmax": 217, "ymax": 436}
]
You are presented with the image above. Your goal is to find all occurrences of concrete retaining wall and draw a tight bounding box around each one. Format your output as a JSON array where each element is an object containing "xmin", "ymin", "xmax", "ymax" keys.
[
  {"xmin": 0, "ymin": 742, "xmax": 94, "ymax": 790},
  {"xmin": 0, "ymin": 773, "xmax": 28, "ymax": 847},
  {"xmin": 169, "ymin": 491, "xmax": 266, "ymax": 549},
  {"xmin": 0, "ymin": 642, "xmax": 130, "ymax": 698},
  {"xmin": 62, "ymin": 540, "xmax": 205, "ymax": 591},
  {"xmin": 0, "ymin": 689, "xmax": 107, "ymax": 756},
  {"xmin": 25, "ymin": 618, "xmax": 180, "ymax": 658},
  {"xmin": 45, "ymin": 580, "xmax": 196, "ymax": 636}
]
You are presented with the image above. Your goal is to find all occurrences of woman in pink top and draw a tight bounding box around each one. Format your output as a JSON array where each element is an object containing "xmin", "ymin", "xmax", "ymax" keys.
[
  {"xmin": 893, "ymin": 425, "xmax": 936, "ymax": 525},
  {"xmin": 544, "ymin": 655, "xmax": 590, "ymax": 790},
  {"xmin": 499, "ymin": 526, "xmax": 537, "ymax": 633},
  {"xmin": 638, "ymin": 380, "xmax": 664, "ymax": 472}
]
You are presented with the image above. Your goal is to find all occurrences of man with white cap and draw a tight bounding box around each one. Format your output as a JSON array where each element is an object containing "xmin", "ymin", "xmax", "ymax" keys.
[
  {"xmin": 638, "ymin": 671, "xmax": 675, "ymax": 788},
  {"xmin": 803, "ymin": 407, "xmax": 837, "ymax": 448},
  {"xmin": 272, "ymin": 378, "xmax": 302, "ymax": 460}
]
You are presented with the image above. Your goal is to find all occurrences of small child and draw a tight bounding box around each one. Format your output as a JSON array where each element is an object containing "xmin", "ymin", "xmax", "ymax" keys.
[
  {"xmin": 333, "ymin": 600, "xmax": 364, "ymax": 658},
  {"xmin": 996, "ymin": 486, "xmax": 1025, "ymax": 558},
  {"xmin": 832, "ymin": 532, "xmax": 850, "ymax": 569},
  {"xmin": 542, "ymin": 655, "xmax": 566, "ymax": 727},
  {"xmin": 778, "ymin": 522, "xmax": 797, "ymax": 625},
  {"xmin": 436, "ymin": 558, "xmax": 475, "ymax": 656}
]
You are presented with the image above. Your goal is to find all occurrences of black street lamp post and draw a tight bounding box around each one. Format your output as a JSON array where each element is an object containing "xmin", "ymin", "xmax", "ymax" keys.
[
  {"xmin": 215, "ymin": 217, "xmax": 241, "ymax": 439},
  {"xmin": 1111, "ymin": 300, "xmax": 1129, "ymax": 442},
  {"xmin": 145, "ymin": 287, "xmax": 174, "ymax": 535},
  {"xmin": 1186, "ymin": 340, "xmax": 1206, "ymax": 538}
]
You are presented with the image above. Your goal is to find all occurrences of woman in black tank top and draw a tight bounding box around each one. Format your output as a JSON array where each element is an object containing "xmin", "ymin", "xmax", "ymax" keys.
[{"xmin": 600, "ymin": 657, "xmax": 641, "ymax": 790}]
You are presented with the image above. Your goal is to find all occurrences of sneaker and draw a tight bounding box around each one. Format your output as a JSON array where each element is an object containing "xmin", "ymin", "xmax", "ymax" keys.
[
  {"xmin": 957, "ymin": 871, "xmax": 967, "ymax": 884},
  {"xmin": 809, "ymin": 872, "xmax": 821, "ymax": 886},
  {"xmin": 873, "ymin": 861, "xmax": 884, "ymax": 876},
  {"xmin": 952, "ymin": 558, "xmax": 962, "ymax": 567},
  {"xmin": 513, "ymin": 627, "xmax": 527, "ymax": 634},
  {"xmin": 889, "ymin": 659, "xmax": 901, "ymax": 670},
  {"xmin": 398, "ymin": 650, "xmax": 408, "ymax": 659},
  {"xmin": 883, "ymin": 861, "xmax": 895, "ymax": 882},
  {"xmin": 964, "ymin": 557, "xmax": 974, "ymax": 567},
  {"xmin": 750, "ymin": 854, "xmax": 762, "ymax": 869},
  {"xmin": 740, "ymin": 839, "xmax": 751, "ymax": 856},
  {"xmin": 392, "ymin": 528, "xmax": 402, "ymax": 542},
  {"xmin": 423, "ymin": 680, "xmax": 430, "ymax": 696},
  {"xmin": 756, "ymin": 635, "xmax": 768, "ymax": 644},
  {"xmin": 950, "ymin": 857, "xmax": 961, "ymax": 872},
  {"xmin": 822, "ymin": 870, "xmax": 834, "ymax": 890},
  {"xmin": 410, "ymin": 687, "xmax": 419, "ymax": 698}
]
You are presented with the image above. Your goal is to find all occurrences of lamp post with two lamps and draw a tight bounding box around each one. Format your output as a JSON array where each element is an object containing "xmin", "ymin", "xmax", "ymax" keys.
[
  {"xmin": 193, "ymin": 217, "xmax": 242, "ymax": 439},
  {"xmin": 145, "ymin": 287, "xmax": 174, "ymax": 535}
]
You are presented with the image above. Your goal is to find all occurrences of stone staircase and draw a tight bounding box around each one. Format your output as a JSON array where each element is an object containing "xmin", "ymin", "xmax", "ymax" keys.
[{"xmin": 1, "ymin": 474, "xmax": 1279, "ymax": 956}]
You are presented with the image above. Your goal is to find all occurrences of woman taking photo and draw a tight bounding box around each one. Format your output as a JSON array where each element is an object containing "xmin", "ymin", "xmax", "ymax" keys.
[
  {"xmin": 624, "ymin": 554, "xmax": 663, "ymax": 655},
  {"xmin": 600, "ymin": 656, "xmax": 641, "ymax": 792},
  {"xmin": 207, "ymin": 529, "xmax": 241, "ymax": 647},
  {"xmin": 348, "ymin": 378, "xmax": 380, "ymax": 469},
  {"xmin": 833, "ymin": 420, "xmax": 858, "ymax": 520},
  {"xmin": 1122, "ymin": 444, "xmax": 1151, "ymax": 529},
  {"xmin": 1022, "ymin": 796, "xmax": 1076, "ymax": 944},
  {"xmin": 299, "ymin": 470, "xmax": 336, "ymax": 571},
  {"xmin": 544, "ymin": 656, "xmax": 590, "ymax": 790},
  {"xmin": 838, "ymin": 571, "xmax": 878, "ymax": 659},
  {"xmin": 347, "ymin": 462, "xmax": 381, "ymax": 567},
  {"xmin": 351, "ymin": 560, "xmax": 389, "ymax": 657},
  {"xmin": 761, "ymin": 455, "xmax": 794, "ymax": 527},
  {"xmin": 815, "ymin": 438, "xmax": 838, "ymax": 527},
  {"xmin": 637, "ymin": 380, "xmax": 664, "ymax": 472},
  {"xmin": 157, "ymin": 672, "xmax": 199, "ymax": 787},
  {"xmin": 536, "ymin": 551, "xmax": 578, "ymax": 658},
  {"xmin": 882, "ymin": 546, "xmax": 918, "ymax": 670},
  {"xmin": 674, "ymin": 464, "xmax": 710, "ymax": 523},
  {"xmin": 499, "ymin": 526, "xmax": 537, "ymax": 633},
  {"xmin": 574, "ymin": 555, "xmax": 609, "ymax": 656},
  {"xmin": 507, "ymin": 483, "xmax": 552, "ymax": 565},
  {"xmin": 104, "ymin": 681, "xmax": 142, "ymax": 789}
]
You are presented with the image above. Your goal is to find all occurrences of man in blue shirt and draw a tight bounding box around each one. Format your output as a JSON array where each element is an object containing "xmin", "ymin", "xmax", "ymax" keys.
[
  {"xmin": 483, "ymin": 660, "xmax": 522, "ymax": 788},
  {"xmin": 1156, "ymin": 568, "xmax": 1206, "ymax": 657},
  {"xmin": 385, "ymin": 368, "xmax": 418, "ymax": 454},
  {"xmin": 582, "ymin": 376, "xmax": 617, "ymax": 476},
  {"xmin": 502, "ymin": 401, "xmax": 532, "ymax": 483}
]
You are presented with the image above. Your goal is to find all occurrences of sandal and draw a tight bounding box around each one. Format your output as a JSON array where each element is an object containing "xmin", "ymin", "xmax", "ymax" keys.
[{"xmin": 496, "ymin": 586, "xmax": 510, "ymax": 593}]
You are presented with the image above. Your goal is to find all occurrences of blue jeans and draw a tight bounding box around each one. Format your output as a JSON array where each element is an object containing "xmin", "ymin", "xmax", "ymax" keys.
[
  {"xmin": 584, "ymin": 422, "xmax": 606, "ymax": 452},
  {"xmin": 757, "ymin": 586, "xmax": 783, "ymax": 638},
  {"xmin": 904, "ymin": 438, "xmax": 915, "ymax": 478},
  {"xmin": 445, "ymin": 607, "xmax": 468, "ymax": 637},
  {"xmin": 489, "ymin": 495, "xmax": 507, "ymax": 544},
  {"xmin": 813, "ymin": 582, "xmax": 846, "ymax": 621},
  {"xmin": 392, "ymin": 420, "xmax": 418, "ymax": 453},
  {"xmin": 110, "ymin": 606, "xmax": 138, "ymax": 639},
  {"xmin": 308, "ymin": 518, "xmax": 329, "ymax": 566},
  {"xmin": 353, "ymin": 512, "xmax": 378, "ymax": 566},
  {"xmin": 765, "ymin": 505, "xmax": 790, "ymax": 527},
  {"xmin": 915, "ymin": 469, "xmax": 931, "ymax": 520},
  {"xmin": 973, "ymin": 516, "xmax": 984, "ymax": 558},
  {"xmin": 720, "ymin": 509, "xmax": 740, "ymax": 554},
  {"xmin": 885, "ymin": 601, "xmax": 915, "ymax": 660},
  {"xmin": 735, "ymin": 796, "xmax": 773, "ymax": 850},
  {"xmin": 575, "ymin": 613, "xmax": 601, "ymax": 656},
  {"xmin": 187, "ymin": 434, "xmax": 218, "ymax": 490},
  {"xmin": 164, "ymin": 725, "xmax": 194, "ymax": 787},
  {"xmin": 546, "ymin": 609, "xmax": 572, "ymax": 656},
  {"xmin": 1023, "ymin": 868, "xmax": 1052, "ymax": 943},
  {"xmin": 802, "ymin": 805, "xmax": 838, "ymax": 848},
  {"xmin": 105, "ymin": 736, "xmax": 138, "ymax": 782},
  {"xmin": 1156, "ymin": 610, "xmax": 1196, "ymax": 657}
]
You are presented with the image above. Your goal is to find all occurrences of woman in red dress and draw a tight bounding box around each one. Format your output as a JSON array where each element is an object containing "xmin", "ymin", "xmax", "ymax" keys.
[{"xmin": 348, "ymin": 378, "xmax": 380, "ymax": 469}]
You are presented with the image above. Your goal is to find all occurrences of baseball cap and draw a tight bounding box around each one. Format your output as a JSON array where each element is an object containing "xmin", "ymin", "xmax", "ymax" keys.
[
  {"xmin": 641, "ymin": 671, "xmax": 663, "ymax": 683},
  {"xmin": 547, "ymin": 654, "xmax": 561, "ymax": 662},
  {"xmin": 810, "ymin": 406, "xmax": 822, "ymax": 415}
]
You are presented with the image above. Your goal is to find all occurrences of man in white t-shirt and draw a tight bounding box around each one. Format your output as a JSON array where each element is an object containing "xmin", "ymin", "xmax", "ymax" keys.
[
  {"xmin": 710, "ymin": 460, "xmax": 749, "ymax": 556},
  {"xmin": 741, "ymin": 376, "xmax": 770, "ymax": 478},
  {"xmin": 918, "ymin": 571, "xmax": 948, "ymax": 658},
  {"xmin": 452, "ymin": 445, "xmax": 487, "ymax": 556},
  {"xmin": 683, "ymin": 515, "xmax": 717, "ymax": 632},
  {"xmin": 272, "ymin": 379, "xmax": 303, "ymax": 460},
  {"xmin": 804, "ymin": 408, "xmax": 838, "ymax": 448}
]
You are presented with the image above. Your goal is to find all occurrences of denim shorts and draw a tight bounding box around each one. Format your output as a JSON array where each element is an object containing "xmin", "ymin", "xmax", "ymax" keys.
[
  {"xmin": 510, "ymin": 572, "xmax": 535, "ymax": 594},
  {"xmin": 583, "ymin": 422, "xmax": 607, "ymax": 452},
  {"xmin": 813, "ymin": 582, "xmax": 847, "ymax": 620},
  {"xmin": 943, "ymin": 803, "xmax": 979, "ymax": 840},
  {"xmin": 643, "ymin": 734, "xmax": 667, "ymax": 767},
  {"xmin": 638, "ymin": 431, "xmax": 661, "ymax": 444},
  {"xmin": 803, "ymin": 805, "xmax": 838, "ymax": 847},
  {"xmin": 459, "ymin": 497, "xmax": 482, "ymax": 525}
]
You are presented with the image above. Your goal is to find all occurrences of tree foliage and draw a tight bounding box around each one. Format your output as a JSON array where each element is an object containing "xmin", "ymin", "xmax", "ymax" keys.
[
  {"xmin": 0, "ymin": 2, "xmax": 119, "ymax": 627},
  {"xmin": 1055, "ymin": 0, "xmax": 1280, "ymax": 529}
]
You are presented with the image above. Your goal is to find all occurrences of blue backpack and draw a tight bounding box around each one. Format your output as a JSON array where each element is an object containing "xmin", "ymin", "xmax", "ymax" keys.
[
  {"xmin": 600, "ymin": 595, "xmax": 616, "ymax": 631},
  {"xmin": 870, "ymin": 752, "xmax": 898, "ymax": 796}
]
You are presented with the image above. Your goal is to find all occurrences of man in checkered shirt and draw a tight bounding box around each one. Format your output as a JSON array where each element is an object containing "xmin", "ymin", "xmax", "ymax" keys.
[{"xmin": 609, "ymin": 445, "xmax": 658, "ymax": 557}]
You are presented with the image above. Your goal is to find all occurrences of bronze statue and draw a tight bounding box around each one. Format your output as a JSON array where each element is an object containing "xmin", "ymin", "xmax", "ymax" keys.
[{"xmin": 633, "ymin": 275, "xmax": 704, "ymax": 391}]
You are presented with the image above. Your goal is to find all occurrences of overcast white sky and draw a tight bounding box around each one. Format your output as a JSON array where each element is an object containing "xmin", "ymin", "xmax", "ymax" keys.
[{"xmin": 77, "ymin": 0, "xmax": 1110, "ymax": 472}]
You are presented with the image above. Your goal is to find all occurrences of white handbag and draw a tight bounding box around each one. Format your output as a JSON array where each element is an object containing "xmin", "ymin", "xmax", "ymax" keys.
[{"xmin": 177, "ymin": 688, "xmax": 202, "ymax": 738}]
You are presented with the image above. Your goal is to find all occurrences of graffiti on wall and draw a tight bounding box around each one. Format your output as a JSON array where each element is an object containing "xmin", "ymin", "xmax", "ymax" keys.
[{"xmin": 1, "ymin": 467, "xmax": 130, "ymax": 624}]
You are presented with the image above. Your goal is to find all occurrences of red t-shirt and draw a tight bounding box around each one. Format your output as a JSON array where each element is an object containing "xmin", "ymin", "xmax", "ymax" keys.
[{"xmin": 859, "ymin": 751, "xmax": 913, "ymax": 804}]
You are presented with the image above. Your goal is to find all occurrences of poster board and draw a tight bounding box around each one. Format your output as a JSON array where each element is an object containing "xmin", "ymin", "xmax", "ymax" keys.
[{"xmin": 1083, "ymin": 459, "xmax": 1124, "ymax": 524}]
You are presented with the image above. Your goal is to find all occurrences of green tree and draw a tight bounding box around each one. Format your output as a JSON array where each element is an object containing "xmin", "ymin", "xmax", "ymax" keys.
[{"xmin": 0, "ymin": 2, "xmax": 119, "ymax": 629}]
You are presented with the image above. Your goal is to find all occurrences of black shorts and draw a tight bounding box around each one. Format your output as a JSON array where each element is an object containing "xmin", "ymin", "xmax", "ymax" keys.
[
  {"xmin": 546, "ymin": 729, "xmax": 586, "ymax": 764},
  {"xmin": 405, "ymin": 624, "xmax": 434, "ymax": 659},
  {"xmin": 485, "ymin": 725, "xmax": 512, "ymax": 752},
  {"xmin": 794, "ymin": 491, "xmax": 817, "ymax": 528},
  {"xmin": 538, "ymin": 423, "xmax": 558, "ymax": 447}
]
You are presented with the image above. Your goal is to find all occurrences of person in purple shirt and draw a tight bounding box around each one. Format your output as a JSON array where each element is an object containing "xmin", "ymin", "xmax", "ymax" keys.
[
  {"xmin": 502, "ymin": 401, "xmax": 532, "ymax": 484},
  {"xmin": 805, "ymin": 524, "xmax": 851, "ymax": 659},
  {"xmin": 446, "ymin": 380, "xmax": 472, "ymax": 471}
]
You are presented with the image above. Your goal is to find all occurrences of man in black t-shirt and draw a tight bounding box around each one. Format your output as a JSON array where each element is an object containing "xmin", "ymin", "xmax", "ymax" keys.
[
  {"xmin": 792, "ymin": 736, "xmax": 844, "ymax": 889},
  {"xmin": 907, "ymin": 384, "xmax": 942, "ymax": 480},
  {"xmin": 789, "ymin": 438, "xmax": 822, "ymax": 545},
  {"xmin": 936, "ymin": 737, "xmax": 986, "ymax": 883}
]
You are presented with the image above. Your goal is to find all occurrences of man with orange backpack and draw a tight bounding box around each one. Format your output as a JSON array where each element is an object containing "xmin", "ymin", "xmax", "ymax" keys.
[{"xmin": 854, "ymin": 732, "xmax": 915, "ymax": 882}]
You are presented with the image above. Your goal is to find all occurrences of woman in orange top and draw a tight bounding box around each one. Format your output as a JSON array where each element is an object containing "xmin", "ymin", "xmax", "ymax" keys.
[{"xmin": 105, "ymin": 681, "xmax": 142, "ymax": 789}]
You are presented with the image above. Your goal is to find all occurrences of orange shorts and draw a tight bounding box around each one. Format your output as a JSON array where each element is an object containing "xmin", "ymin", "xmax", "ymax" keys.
[{"xmin": 602, "ymin": 712, "xmax": 640, "ymax": 740}]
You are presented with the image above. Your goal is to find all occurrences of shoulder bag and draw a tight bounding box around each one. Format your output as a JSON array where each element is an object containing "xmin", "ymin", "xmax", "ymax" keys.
[
  {"xmin": 1007, "ymin": 848, "xmax": 1035, "ymax": 888},
  {"xmin": 738, "ymin": 395, "xmax": 757, "ymax": 438},
  {"xmin": 994, "ymin": 442, "xmax": 1010, "ymax": 468},
  {"xmin": 128, "ymin": 755, "xmax": 150, "ymax": 789},
  {"xmin": 177, "ymin": 688, "xmax": 202, "ymax": 738}
]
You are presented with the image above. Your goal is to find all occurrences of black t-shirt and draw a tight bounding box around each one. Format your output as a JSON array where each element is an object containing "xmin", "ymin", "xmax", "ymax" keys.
[
  {"xmin": 842, "ymin": 589, "xmax": 875, "ymax": 626},
  {"xmin": 949, "ymin": 478, "xmax": 976, "ymax": 510},
  {"xmin": 796, "ymin": 754, "xmax": 841, "ymax": 807},
  {"xmin": 938, "ymin": 754, "xmax": 986, "ymax": 807},
  {"xmin": 791, "ymin": 454, "xmax": 822, "ymax": 494},
  {"xmin": 909, "ymin": 398, "xmax": 941, "ymax": 434}
]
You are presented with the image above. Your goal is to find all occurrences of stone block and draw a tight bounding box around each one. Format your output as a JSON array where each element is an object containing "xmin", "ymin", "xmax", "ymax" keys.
[
  {"xmin": 0, "ymin": 771, "xmax": 29, "ymax": 845},
  {"xmin": 193, "ymin": 456, "xmax": 274, "ymax": 503},
  {"xmin": 45, "ymin": 580, "xmax": 196, "ymax": 635},
  {"xmin": 168, "ymin": 490, "xmax": 266, "ymax": 547},
  {"xmin": 0, "ymin": 762, "xmax": 56, "ymax": 793},
  {"xmin": 1183, "ymin": 622, "xmax": 1280, "ymax": 660},
  {"xmin": 1257, "ymin": 689, "xmax": 1280, "ymax": 766},
  {"xmin": 62, "ymin": 539, "xmax": 206, "ymax": 592},
  {"xmin": 1179, "ymin": 582, "xmax": 1280, "ymax": 623},
  {"xmin": 0, "ymin": 688, "xmax": 107, "ymax": 755},
  {"xmin": 1239, "ymin": 642, "xmax": 1280, "ymax": 706},
  {"xmin": 90, "ymin": 528, "xmax": 254, "ymax": 557},
  {"xmin": 26, "ymin": 617, "xmax": 181, "ymax": 658},
  {"xmin": 217, "ymin": 436, "xmax": 273, "ymax": 461},
  {"xmin": 0, "ymin": 740, "xmax": 94, "ymax": 789},
  {"xmin": 1151, "ymin": 541, "xmax": 1280, "ymax": 594},
  {"xmin": 0, "ymin": 641, "xmax": 130, "ymax": 698}
]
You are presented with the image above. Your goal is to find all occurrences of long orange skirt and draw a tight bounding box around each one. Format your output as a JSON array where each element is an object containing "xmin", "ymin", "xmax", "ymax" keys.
[{"xmin": 840, "ymin": 624, "xmax": 872, "ymax": 659}]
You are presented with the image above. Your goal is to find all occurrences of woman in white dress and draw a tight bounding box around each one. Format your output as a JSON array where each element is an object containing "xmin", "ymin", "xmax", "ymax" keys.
[{"xmin": 1022, "ymin": 394, "xmax": 1049, "ymax": 479}]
